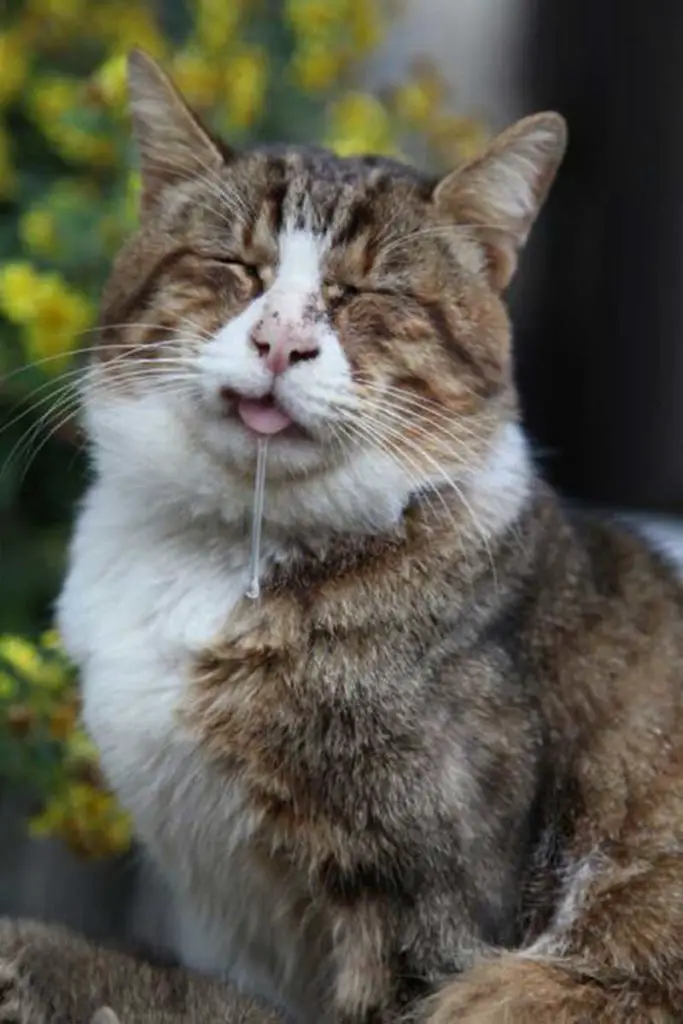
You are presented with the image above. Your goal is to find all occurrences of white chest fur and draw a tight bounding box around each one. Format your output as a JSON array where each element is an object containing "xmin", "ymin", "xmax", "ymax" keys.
[{"xmin": 57, "ymin": 483, "xmax": 329, "ymax": 1020}]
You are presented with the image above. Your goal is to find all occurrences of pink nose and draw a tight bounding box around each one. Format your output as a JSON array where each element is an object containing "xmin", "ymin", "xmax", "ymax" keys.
[{"xmin": 251, "ymin": 333, "xmax": 320, "ymax": 375}]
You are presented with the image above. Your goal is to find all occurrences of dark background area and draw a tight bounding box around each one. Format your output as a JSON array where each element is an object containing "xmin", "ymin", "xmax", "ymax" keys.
[{"xmin": 514, "ymin": 0, "xmax": 683, "ymax": 513}]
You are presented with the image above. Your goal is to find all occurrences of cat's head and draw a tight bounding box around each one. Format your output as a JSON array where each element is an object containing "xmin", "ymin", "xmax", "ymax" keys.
[{"xmin": 87, "ymin": 51, "xmax": 566, "ymax": 535}]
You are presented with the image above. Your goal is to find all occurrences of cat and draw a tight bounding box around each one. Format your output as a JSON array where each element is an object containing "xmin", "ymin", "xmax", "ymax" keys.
[
  {"xmin": 2, "ymin": 46, "xmax": 683, "ymax": 1024},
  {"xmin": 0, "ymin": 916, "xmax": 276, "ymax": 1023}
]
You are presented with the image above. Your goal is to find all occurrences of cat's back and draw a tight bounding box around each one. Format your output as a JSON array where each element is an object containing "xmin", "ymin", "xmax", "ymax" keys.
[{"xmin": 517, "ymin": 494, "xmax": 683, "ymax": 842}]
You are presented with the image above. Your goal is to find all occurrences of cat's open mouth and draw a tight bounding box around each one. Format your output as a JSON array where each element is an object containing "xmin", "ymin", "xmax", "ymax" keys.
[
  {"xmin": 237, "ymin": 395, "xmax": 292, "ymax": 436},
  {"xmin": 221, "ymin": 389, "xmax": 309, "ymax": 440}
]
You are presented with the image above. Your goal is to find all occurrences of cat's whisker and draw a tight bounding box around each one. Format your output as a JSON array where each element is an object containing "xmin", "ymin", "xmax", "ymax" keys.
[
  {"xmin": 355, "ymin": 374, "xmax": 484, "ymax": 410},
  {"xmin": 14, "ymin": 397, "xmax": 88, "ymax": 488},
  {"xmin": 358, "ymin": 401, "xmax": 485, "ymax": 462},
  {"xmin": 341, "ymin": 413, "xmax": 461, "ymax": 536},
  {"xmin": 354, "ymin": 385, "xmax": 486, "ymax": 443},
  {"xmin": 0, "ymin": 327, "xmax": 206, "ymax": 389},
  {"xmin": 378, "ymin": 221, "xmax": 516, "ymax": 262},
  {"xmin": 334, "ymin": 418, "xmax": 448, "ymax": 534},
  {"xmin": 356, "ymin": 374, "xmax": 485, "ymax": 407},
  {"xmin": 3, "ymin": 348, "xmax": 197, "ymax": 421},
  {"xmin": 0, "ymin": 359, "xmax": 200, "ymax": 474},
  {"xmin": 2, "ymin": 385, "xmax": 84, "ymax": 487},
  {"xmin": 347, "ymin": 409, "xmax": 498, "ymax": 583},
  {"xmin": 144, "ymin": 154, "xmax": 252, "ymax": 227}
]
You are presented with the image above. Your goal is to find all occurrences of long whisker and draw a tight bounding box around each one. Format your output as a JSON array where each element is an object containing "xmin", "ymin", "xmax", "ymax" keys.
[
  {"xmin": 4, "ymin": 388, "xmax": 83, "ymax": 487},
  {"xmin": 2, "ymin": 368, "xmax": 201, "ymax": 486},
  {"xmin": 342, "ymin": 413, "xmax": 460, "ymax": 534},
  {"xmin": 359, "ymin": 401, "xmax": 484, "ymax": 462},
  {"xmin": 1, "ymin": 352, "xmax": 199, "ymax": 439},
  {"xmin": 333, "ymin": 418, "xmax": 447, "ymax": 533},
  {"xmin": 144, "ymin": 156, "xmax": 253, "ymax": 228},
  {"xmin": 378, "ymin": 221, "xmax": 514, "ymax": 262},
  {"xmin": 355, "ymin": 384, "xmax": 487, "ymax": 443},
  {"xmin": 0, "ymin": 325, "xmax": 207, "ymax": 388},
  {"xmin": 355, "ymin": 374, "xmax": 483, "ymax": 409},
  {"xmin": 347, "ymin": 409, "xmax": 498, "ymax": 585}
]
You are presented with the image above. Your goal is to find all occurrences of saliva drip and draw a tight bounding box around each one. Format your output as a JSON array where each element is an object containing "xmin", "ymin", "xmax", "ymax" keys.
[{"xmin": 245, "ymin": 437, "xmax": 269, "ymax": 601}]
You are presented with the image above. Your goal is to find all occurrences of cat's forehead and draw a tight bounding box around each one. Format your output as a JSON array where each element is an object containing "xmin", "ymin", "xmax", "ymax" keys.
[
  {"xmin": 222, "ymin": 145, "xmax": 435, "ymax": 237},
  {"xmin": 249, "ymin": 144, "xmax": 429, "ymax": 189}
]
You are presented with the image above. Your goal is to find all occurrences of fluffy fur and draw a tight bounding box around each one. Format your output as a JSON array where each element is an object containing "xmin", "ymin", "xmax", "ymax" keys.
[{"xmin": 5, "ymin": 49, "xmax": 683, "ymax": 1024}]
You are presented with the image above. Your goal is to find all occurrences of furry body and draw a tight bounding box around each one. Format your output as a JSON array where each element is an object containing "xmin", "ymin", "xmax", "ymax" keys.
[{"xmin": 3, "ymin": 50, "xmax": 683, "ymax": 1024}]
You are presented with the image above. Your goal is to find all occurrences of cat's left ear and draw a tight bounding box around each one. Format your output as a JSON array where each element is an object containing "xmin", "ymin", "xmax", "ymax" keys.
[
  {"xmin": 127, "ymin": 49, "xmax": 228, "ymax": 217},
  {"xmin": 433, "ymin": 112, "xmax": 567, "ymax": 290}
]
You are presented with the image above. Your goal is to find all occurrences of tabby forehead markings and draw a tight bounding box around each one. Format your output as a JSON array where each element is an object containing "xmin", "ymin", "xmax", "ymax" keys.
[{"xmin": 269, "ymin": 222, "xmax": 324, "ymax": 327}]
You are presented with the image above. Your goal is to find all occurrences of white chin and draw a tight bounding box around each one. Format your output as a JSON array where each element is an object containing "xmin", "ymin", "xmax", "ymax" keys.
[{"xmin": 200, "ymin": 417, "xmax": 330, "ymax": 478}]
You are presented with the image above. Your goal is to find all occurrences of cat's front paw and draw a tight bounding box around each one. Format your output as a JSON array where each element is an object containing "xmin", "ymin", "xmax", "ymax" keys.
[
  {"xmin": 424, "ymin": 955, "xmax": 603, "ymax": 1024},
  {"xmin": 422, "ymin": 954, "xmax": 672, "ymax": 1024}
]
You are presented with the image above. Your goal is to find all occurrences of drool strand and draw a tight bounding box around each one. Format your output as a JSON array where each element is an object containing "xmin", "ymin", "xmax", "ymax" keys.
[{"xmin": 245, "ymin": 437, "xmax": 269, "ymax": 601}]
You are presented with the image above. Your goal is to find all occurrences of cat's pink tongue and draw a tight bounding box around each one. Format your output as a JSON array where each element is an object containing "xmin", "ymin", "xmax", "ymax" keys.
[{"xmin": 238, "ymin": 398, "xmax": 292, "ymax": 435}]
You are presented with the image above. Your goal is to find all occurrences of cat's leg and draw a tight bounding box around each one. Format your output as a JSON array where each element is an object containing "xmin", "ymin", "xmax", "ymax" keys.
[
  {"xmin": 421, "ymin": 849, "xmax": 682, "ymax": 1024},
  {"xmin": 0, "ymin": 918, "xmax": 284, "ymax": 1024}
]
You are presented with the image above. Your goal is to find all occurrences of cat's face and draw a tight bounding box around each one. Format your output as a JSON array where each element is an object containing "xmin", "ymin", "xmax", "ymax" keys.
[{"xmin": 87, "ymin": 52, "xmax": 566, "ymax": 532}]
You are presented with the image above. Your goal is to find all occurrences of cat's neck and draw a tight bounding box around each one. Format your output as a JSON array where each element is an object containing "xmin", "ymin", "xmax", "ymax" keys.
[{"xmin": 87, "ymin": 419, "xmax": 533, "ymax": 565}]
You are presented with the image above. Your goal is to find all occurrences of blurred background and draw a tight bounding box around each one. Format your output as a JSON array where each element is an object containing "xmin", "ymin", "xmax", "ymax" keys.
[{"xmin": 1, "ymin": 0, "xmax": 682, "ymax": 956}]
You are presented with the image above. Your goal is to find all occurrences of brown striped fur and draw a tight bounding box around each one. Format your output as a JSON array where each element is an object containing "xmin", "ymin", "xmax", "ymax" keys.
[{"xmin": 4, "ymin": 49, "xmax": 683, "ymax": 1024}]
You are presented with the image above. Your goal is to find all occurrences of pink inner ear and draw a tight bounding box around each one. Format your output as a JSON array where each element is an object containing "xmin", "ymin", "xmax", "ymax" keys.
[{"xmin": 484, "ymin": 236, "xmax": 518, "ymax": 292}]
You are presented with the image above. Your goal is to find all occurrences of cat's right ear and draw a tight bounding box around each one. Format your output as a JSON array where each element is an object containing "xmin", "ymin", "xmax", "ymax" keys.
[
  {"xmin": 127, "ymin": 50, "xmax": 228, "ymax": 217},
  {"xmin": 433, "ymin": 112, "xmax": 567, "ymax": 290}
]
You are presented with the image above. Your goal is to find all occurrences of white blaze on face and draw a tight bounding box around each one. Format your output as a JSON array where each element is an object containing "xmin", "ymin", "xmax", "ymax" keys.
[
  {"xmin": 197, "ymin": 220, "xmax": 351, "ymax": 437},
  {"xmin": 270, "ymin": 226, "xmax": 323, "ymax": 321}
]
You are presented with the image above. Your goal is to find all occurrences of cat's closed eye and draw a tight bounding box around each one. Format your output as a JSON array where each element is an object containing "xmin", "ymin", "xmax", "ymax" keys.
[{"xmin": 203, "ymin": 256, "xmax": 267, "ymax": 295}]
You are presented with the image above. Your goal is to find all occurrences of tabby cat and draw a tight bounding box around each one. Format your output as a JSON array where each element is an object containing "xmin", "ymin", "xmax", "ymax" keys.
[{"xmin": 2, "ymin": 50, "xmax": 683, "ymax": 1024}]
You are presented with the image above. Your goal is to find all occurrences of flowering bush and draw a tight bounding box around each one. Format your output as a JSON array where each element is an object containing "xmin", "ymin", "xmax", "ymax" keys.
[{"xmin": 0, "ymin": 0, "xmax": 486, "ymax": 858}]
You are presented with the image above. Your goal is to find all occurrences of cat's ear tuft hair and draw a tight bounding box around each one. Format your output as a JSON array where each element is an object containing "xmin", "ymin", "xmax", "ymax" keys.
[
  {"xmin": 126, "ymin": 50, "xmax": 227, "ymax": 216},
  {"xmin": 433, "ymin": 112, "xmax": 567, "ymax": 290}
]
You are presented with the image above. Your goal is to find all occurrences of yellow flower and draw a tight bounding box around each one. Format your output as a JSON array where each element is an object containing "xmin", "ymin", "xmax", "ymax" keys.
[
  {"xmin": 292, "ymin": 46, "xmax": 341, "ymax": 92},
  {"xmin": 348, "ymin": 2, "xmax": 382, "ymax": 53},
  {"xmin": 196, "ymin": 0, "xmax": 242, "ymax": 52},
  {"xmin": 29, "ymin": 76, "xmax": 82, "ymax": 127},
  {"xmin": 393, "ymin": 81, "xmax": 440, "ymax": 127},
  {"xmin": 93, "ymin": 51, "xmax": 128, "ymax": 112},
  {"xmin": 428, "ymin": 115, "xmax": 489, "ymax": 165},
  {"xmin": 20, "ymin": 208, "xmax": 58, "ymax": 256},
  {"xmin": 30, "ymin": 783, "xmax": 132, "ymax": 859},
  {"xmin": 26, "ymin": 0, "xmax": 85, "ymax": 23},
  {"xmin": 225, "ymin": 48, "xmax": 267, "ymax": 129},
  {"xmin": 286, "ymin": 0, "xmax": 343, "ymax": 36},
  {"xmin": 0, "ymin": 31, "xmax": 28, "ymax": 108},
  {"xmin": 96, "ymin": 7, "xmax": 165, "ymax": 57},
  {"xmin": 0, "ymin": 635, "xmax": 45, "ymax": 680},
  {"xmin": 0, "ymin": 634, "xmax": 66, "ymax": 689},
  {"xmin": 326, "ymin": 92, "xmax": 398, "ymax": 157},
  {"xmin": 0, "ymin": 265, "xmax": 94, "ymax": 363},
  {"xmin": 172, "ymin": 50, "xmax": 223, "ymax": 109},
  {"xmin": 0, "ymin": 264, "xmax": 43, "ymax": 323},
  {"xmin": 47, "ymin": 124, "xmax": 117, "ymax": 168},
  {"xmin": 40, "ymin": 629, "xmax": 64, "ymax": 652},
  {"xmin": 25, "ymin": 276, "xmax": 94, "ymax": 364}
]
